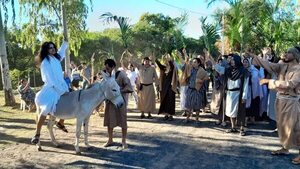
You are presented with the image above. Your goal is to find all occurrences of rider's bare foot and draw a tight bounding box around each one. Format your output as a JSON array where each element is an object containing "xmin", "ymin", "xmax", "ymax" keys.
[
  {"xmin": 103, "ymin": 141, "xmax": 114, "ymax": 147},
  {"xmin": 292, "ymin": 155, "xmax": 300, "ymax": 165}
]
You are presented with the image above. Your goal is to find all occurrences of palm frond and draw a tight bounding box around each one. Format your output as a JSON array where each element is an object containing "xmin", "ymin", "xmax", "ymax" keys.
[{"xmin": 100, "ymin": 12, "xmax": 132, "ymax": 48}]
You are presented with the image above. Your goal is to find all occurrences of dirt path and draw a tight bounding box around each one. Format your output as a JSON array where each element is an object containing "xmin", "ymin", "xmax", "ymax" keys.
[{"xmin": 0, "ymin": 99, "xmax": 299, "ymax": 169}]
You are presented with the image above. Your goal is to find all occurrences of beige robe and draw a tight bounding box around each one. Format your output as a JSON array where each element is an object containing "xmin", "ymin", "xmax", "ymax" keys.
[
  {"xmin": 104, "ymin": 71, "xmax": 132, "ymax": 128},
  {"xmin": 210, "ymin": 84, "xmax": 224, "ymax": 115},
  {"xmin": 180, "ymin": 64, "xmax": 208, "ymax": 91},
  {"xmin": 136, "ymin": 64, "xmax": 158, "ymax": 113},
  {"xmin": 253, "ymin": 57, "xmax": 300, "ymax": 149}
]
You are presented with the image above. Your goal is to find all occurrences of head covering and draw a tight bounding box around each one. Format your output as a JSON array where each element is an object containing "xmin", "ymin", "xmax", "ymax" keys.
[
  {"xmin": 287, "ymin": 47, "xmax": 300, "ymax": 62},
  {"xmin": 226, "ymin": 54, "xmax": 246, "ymax": 81},
  {"xmin": 143, "ymin": 57, "xmax": 151, "ymax": 61}
]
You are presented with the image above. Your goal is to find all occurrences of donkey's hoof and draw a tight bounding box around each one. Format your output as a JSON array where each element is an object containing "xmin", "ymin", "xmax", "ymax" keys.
[
  {"xmin": 37, "ymin": 147, "xmax": 42, "ymax": 151},
  {"xmin": 75, "ymin": 151, "xmax": 81, "ymax": 155}
]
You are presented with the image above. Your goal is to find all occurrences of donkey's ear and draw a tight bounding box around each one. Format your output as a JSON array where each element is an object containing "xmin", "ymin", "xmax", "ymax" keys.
[
  {"xmin": 101, "ymin": 70, "xmax": 109, "ymax": 80},
  {"xmin": 111, "ymin": 69, "xmax": 116, "ymax": 79}
]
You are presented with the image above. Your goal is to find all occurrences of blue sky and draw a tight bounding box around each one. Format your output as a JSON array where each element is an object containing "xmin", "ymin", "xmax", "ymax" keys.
[
  {"xmin": 86, "ymin": 0, "xmax": 228, "ymax": 38},
  {"xmin": 5, "ymin": 0, "xmax": 228, "ymax": 38}
]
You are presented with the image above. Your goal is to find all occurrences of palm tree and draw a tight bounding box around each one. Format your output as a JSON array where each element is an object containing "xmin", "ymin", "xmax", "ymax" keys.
[
  {"xmin": 207, "ymin": 0, "xmax": 246, "ymax": 52},
  {"xmin": 100, "ymin": 12, "xmax": 131, "ymax": 49},
  {"xmin": 0, "ymin": 1, "xmax": 16, "ymax": 106},
  {"xmin": 199, "ymin": 17, "xmax": 220, "ymax": 58}
]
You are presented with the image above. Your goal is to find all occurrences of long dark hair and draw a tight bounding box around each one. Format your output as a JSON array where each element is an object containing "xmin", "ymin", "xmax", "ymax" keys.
[{"xmin": 35, "ymin": 41, "xmax": 61, "ymax": 66}]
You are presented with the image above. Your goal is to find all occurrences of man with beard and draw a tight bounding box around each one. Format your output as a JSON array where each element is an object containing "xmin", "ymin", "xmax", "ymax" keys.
[{"xmin": 251, "ymin": 46, "xmax": 300, "ymax": 165}]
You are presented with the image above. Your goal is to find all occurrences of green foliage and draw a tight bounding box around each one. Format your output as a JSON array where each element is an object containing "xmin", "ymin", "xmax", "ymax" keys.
[
  {"xmin": 131, "ymin": 13, "xmax": 191, "ymax": 59},
  {"xmin": 18, "ymin": 0, "xmax": 92, "ymax": 56},
  {"xmin": 199, "ymin": 17, "xmax": 220, "ymax": 58},
  {"xmin": 76, "ymin": 30, "xmax": 124, "ymax": 72},
  {"xmin": 9, "ymin": 69, "xmax": 22, "ymax": 89},
  {"xmin": 209, "ymin": 0, "xmax": 299, "ymax": 56},
  {"xmin": 100, "ymin": 12, "xmax": 132, "ymax": 49}
]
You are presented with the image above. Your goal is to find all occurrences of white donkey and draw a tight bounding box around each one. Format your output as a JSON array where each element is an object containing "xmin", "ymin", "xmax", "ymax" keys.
[{"xmin": 35, "ymin": 72, "xmax": 124, "ymax": 154}]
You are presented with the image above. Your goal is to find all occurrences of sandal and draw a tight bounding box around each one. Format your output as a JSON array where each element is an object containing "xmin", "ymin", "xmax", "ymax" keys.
[
  {"xmin": 163, "ymin": 115, "xmax": 169, "ymax": 121},
  {"xmin": 292, "ymin": 156, "xmax": 300, "ymax": 165},
  {"xmin": 56, "ymin": 122, "xmax": 68, "ymax": 133},
  {"xmin": 271, "ymin": 148, "xmax": 289, "ymax": 155},
  {"xmin": 240, "ymin": 130, "xmax": 246, "ymax": 136},
  {"xmin": 147, "ymin": 114, "xmax": 153, "ymax": 119},
  {"xmin": 215, "ymin": 120, "xmax": 221, "ymax": 125},
  {"xmin": 31, "ymin": 134, "xmax": 40, "ymax": 144},
  {"xmin": 168, "ymin": 116, "xmax": 174, "ymax": 121},
  {"xmin": 226, "ymin": 128, "xmax": 238, "ymax": 133}
]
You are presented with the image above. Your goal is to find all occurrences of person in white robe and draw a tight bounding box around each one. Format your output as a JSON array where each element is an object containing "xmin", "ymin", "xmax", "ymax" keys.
[
  {"xmin": 243, "ymin": 58, "xmax": 263, "ymax": 124},
  {"xmin": 225, "ymin": 54, "xmax": 249, "ymax": 136},
  {"xmin": 31, "ymin": 40, "xmax": 69, "ymax": 144}
]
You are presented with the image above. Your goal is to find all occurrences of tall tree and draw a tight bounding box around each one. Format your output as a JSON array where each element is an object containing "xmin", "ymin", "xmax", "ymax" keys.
[
  {"xmin": 132, "ymin": 13, "xmax": 188, "ymax": 58},
  {"xmin": 0, "ymin": 0, "xmax": 16, "ymax": 106},
  {"xmin": 19, "ymin": 0, "xmax": 92, "ymax": 69}
]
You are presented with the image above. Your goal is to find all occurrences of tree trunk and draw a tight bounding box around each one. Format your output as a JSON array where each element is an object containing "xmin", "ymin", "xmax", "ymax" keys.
[
  {"xmin": 61, "ymin": 0, "xmax": 70, "ymax": 76},
  {"xmin": 0, "ymin": 8, "xmax": 15, "ymax": 106}
]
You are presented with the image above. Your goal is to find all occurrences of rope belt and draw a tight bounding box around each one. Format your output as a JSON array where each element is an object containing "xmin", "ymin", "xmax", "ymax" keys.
[
  {"xmin": 276, "ymin": 94, "xmax": 300, "ymax": 101},
  {"xmin": 227, "ymin": 88, "xmax": 240, "ymax": 91}
]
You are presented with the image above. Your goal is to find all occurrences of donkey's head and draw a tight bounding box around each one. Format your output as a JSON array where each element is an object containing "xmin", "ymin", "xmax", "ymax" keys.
[{"xmin": 100, "ymin": 71, "xmax": 124, "ymax": 108}]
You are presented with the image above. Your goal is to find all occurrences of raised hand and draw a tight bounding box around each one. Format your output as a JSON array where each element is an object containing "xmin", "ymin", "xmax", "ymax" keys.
[{"xmin": 262, "ymin": 47, "xmax": 271, "ymax": 56}]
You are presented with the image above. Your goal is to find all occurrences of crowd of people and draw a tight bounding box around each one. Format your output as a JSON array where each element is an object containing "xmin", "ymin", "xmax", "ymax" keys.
[{"xmin": 28, "ymin": 39, "xmax": 300, "ymax": 164}]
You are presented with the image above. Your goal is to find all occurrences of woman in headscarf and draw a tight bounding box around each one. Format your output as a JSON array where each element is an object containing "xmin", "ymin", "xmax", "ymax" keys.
[
  {"xmin": 242, "ymin": 58, "xmax": 263, "ymax": 125},
  {"xmin": 225, "ymin": 54, "xmax": 249, "ymax": 136}
]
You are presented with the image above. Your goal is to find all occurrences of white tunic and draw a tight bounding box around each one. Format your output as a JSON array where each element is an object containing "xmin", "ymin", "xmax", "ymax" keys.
[
  {"xmin": 245, "ymin": 66, "xmax": 263, "ymax": 108},
  {"xmin": 225, "ymin": 77, "xmax": 249, "ymax": 118},
  {"xmin": 35, "ymin": 41, "xmax": 69, "ymax": 116},
  {"xmin": 126, "ymin": 70, "xmax": 138, "ymax": 88}
]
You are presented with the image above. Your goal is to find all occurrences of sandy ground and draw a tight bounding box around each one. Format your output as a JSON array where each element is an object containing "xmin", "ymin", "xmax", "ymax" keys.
[{"xmin": 0, "ymin": 97, "xmax": 299, "ymax": 169}]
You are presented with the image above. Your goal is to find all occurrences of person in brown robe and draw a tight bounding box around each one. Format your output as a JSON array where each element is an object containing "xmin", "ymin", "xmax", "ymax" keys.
[
  {"xmin": 181, "ymin": 57, "xmax": 209, "ymax": 122},
  {"xmin": 251, "ymin": 46, "xmax": 300, "ymax": 164},
  {"xmin": 155, "ymin": 57, "xmax": 178, "ymax": 120},
  {"xmin": 103, "ymin": 59, "xmax": 133, "ymax": 149},
  {"xmin": 130, "ymin": 56, "xmax": 158, "ymax": 119}
]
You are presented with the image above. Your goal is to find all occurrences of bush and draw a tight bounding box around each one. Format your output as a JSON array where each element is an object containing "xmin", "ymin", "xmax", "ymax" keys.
[{"xmin": 9, "ymin": 69, "xmax": 26, "ymax": 89}]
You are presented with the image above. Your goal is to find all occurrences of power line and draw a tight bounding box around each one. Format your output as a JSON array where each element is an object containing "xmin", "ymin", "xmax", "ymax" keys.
[{"xmin": 154, "ymin": 0, "xmax": 208, "ymax": 16}]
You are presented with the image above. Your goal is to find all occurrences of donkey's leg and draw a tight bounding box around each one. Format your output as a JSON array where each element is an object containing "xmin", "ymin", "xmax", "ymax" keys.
[
  {"xmin": 74, "ymin": 119, "xmax": 82, "ymax": 155},
  {"xmin": 47, "ymin": 115, "xmax": 59, "ymax": 147},
  {"xmin": 83, "ymin": 117, "xmax": 91, "ymax": 148}
]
